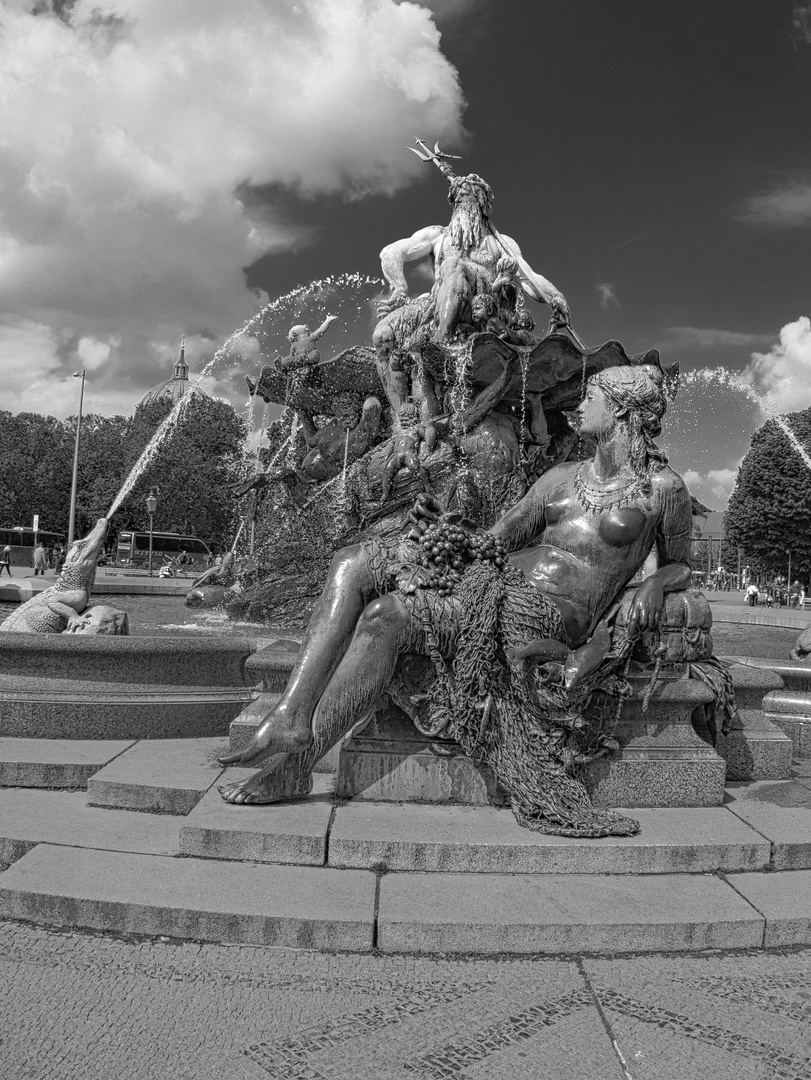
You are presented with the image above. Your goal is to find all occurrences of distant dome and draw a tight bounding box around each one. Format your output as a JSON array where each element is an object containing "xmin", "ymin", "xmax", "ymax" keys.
[{"xmin": 139, "ymin": 337, "xmax": 204, "ymax": 408}]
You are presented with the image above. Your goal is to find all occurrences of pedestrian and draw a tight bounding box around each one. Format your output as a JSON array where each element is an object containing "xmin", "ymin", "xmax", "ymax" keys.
[
  {"xmin": 33, "ymin": 541, "xmax": 47, "ymax": 576},
  {"xmin": 745, "ymin": 583, "xmax": 758, "ymax": 607},
  {"xmin": 0, "ymin": 545, "xmax": 12, "ymax": 576}
]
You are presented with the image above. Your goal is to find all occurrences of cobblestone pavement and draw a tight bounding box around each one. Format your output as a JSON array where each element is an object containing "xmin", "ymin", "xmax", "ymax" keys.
[{"xmin": 2, "ymin": 920, "xmax": 811, "ymax": 1080}]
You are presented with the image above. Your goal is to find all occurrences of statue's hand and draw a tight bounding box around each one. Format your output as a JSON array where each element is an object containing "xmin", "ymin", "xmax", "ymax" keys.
[
  {"xmin": 627, "ymin": 578, "xmax": 665, "ymax": 637},
  {"xmin": 377, "ymin": 289, "xmax": 408, "ymax": 317}
]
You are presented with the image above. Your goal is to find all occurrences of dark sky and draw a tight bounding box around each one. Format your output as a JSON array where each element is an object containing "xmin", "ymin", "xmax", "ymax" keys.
[{"xmin": 243, "ymin": 0, "xmax": 811, "ymax": 522}]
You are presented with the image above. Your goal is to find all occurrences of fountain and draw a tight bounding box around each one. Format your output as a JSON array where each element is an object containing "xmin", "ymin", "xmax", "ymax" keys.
[{"xmin": 4, "ymin": 143, "xmax": 811, "ymax": 958}]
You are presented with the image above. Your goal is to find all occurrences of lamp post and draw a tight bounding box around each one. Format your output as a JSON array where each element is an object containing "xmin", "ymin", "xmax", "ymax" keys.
[
  {"xmin": 146, "ymin": 488, "xmax": 158, "ymax": 577},
  {"xmin": 788, "ymin": 549, "xmax": 792, "ymax": 607},
  {"xmin": 67, "ymin": 370, "xmax": 86, "ymax": 548}
]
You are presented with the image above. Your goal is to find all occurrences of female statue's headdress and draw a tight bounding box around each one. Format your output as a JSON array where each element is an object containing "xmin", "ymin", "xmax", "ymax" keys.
[{"xmin": 590, "ymin": 365, "xmax": 669, "ymax": 482}]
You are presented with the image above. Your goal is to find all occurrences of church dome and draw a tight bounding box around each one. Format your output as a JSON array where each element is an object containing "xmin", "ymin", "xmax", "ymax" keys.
[{"xmin": 139, "ymin": 337, "xmax": 203, "ymax": 408}]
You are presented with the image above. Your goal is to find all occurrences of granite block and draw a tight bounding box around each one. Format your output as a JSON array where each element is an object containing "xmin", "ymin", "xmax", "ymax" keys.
[
  {"xmin": 86, "ymin": 737, "xmax": 227, "ymax": 814},
  {"xmin": 0, "ymin": 844, "xmax": 375, "ymax": 949},
  {"xmin": 0, "ymin": 788, "xmax": 181, "ymax": 865},
  {"xmin": 377, "ymin": 871, "xmax": 764, "ymax": 954},
  {"xmin": 725, "ymin": 869, "xmax": 811, "ymax": 947},
  {"xmin": 0, "ymin": 675, "xmax": 254, "ymax": 740},
  {"xmin": 0, "ymin": 737, "xmax": 134, "ymax": 789},
  {"xmin": 715, "ymin": 709, "xmax": 793, "ymax": 781},
  {"xmin": 725, "ymin": 780, "xmax": 811, "ymax": 869}
]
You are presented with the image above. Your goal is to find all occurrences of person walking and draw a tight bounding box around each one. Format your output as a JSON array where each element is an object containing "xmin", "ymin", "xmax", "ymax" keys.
[
  {"xmin": 33, "ymin": 542, "xmax": 47, "ymax": 576},
  {"xmin": 0, "ymin": 545, "xmax": 12, "ymax": 576}
]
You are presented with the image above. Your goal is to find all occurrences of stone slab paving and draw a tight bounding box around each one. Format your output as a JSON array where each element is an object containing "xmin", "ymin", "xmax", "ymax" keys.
[
  {"xmin": 179, "ymin": 770, "xmax": 334, "ymax": 865},
  {"xmin": 5, "ymin": 920, "xmax": 811, "ymax": 1080},
  {"xmin": 86, "ymin": 736, "xmax": 228, "ymax": 815},
  {"xmin": 377, "ymin": 871, "xmax": 765, "ymax": 955},
  {"xmin": 726, "ymin": 869, "xmax": 811, "ymax": 948},
  {"xmin": 583, "ymin": 949, "xmax": 811, "ymax": 1080},
  {"xmin": 0, "ymin": 844, "xmax": 375, "ymax": 950},
  {"xmin": 0, "ymin": 789, "xmax": 182, "ymax": 865},
  {"xmin": 0, "ymin": 736, "xmax": 135, "ymax": 788},
  {"xmin": 327, "ymin": 801, "xmax": 771, "ymax": 874},
  {"xmin": 725, "ymin": 779, "xmax": 811, "ymax": 869}
]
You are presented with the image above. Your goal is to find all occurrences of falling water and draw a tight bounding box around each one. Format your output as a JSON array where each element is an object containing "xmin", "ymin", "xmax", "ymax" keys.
[
  {"xmin": 774, "ymin": 414, "xmax": 811, "ymax": 472},
  {"xmin": 106, "ymin": 388, "xmax": 198, "ymax": 518},
  {"xmin": 341, "ymin": 426, "xmax": 351, "ymax": 488}
]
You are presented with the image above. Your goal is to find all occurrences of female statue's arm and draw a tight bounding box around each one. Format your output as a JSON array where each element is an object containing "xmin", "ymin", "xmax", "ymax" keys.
[
  {"xmin": 628, "ymin": 471, "xmax": 693, "ymax": 635},
  {"xmin": 488, "ymin": 475, "xmax": 550, "ymax": 552}
]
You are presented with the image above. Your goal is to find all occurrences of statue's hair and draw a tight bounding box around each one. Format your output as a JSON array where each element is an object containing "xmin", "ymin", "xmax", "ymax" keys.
[
  {"xmin": 447, "ymin": 173, "xmax": 494, "ymax": 218},
  {"xmin": 590, "ymin": 365, "xmax": 668, "ymax": 485},
  {"xmin": 288, "ymin": 324, "xmax": 309, "ymax": 342}
]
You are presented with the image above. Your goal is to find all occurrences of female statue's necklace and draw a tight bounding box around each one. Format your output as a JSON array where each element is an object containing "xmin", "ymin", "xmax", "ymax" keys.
[{"xmin": 573, "ymin": 462, "xmax": 645, "ymax": 513}]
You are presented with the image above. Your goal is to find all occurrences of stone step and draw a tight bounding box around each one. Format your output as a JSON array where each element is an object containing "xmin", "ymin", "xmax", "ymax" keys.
[
  {"xmin": 725, "ymin": 778, "xmax": 811, "ymax": 869},
  {"xmin": 0, "ymin": 737, "xmax": 135, "ymax": 788},
  {"xmin": 376, "ymin": 870, "xmax": 766, "ymax": 955},
  {"xmin": 0, "ymin": 788, "xmax": 181, "ymax": 866},
  {"xmin": 86, "ymin": 737, "xmax": 228, "ymax": 815},
  {"xmin": 179, "ymin": 783, "xmax": 773, "ymax": 875},
  {"xmin": 0, "ymin": 844, "xmax": 375, "ymax": 950},
  {"xmin": 179, "ymin": 771, "xmax": 335, "ymax": 865},
  {"xmin": 725, "ymin": 868, "xmax": 811, "ymax": 947},
  {"xmin": 326, "ymin": 801, "xmax": 771, "ymax": 874}
]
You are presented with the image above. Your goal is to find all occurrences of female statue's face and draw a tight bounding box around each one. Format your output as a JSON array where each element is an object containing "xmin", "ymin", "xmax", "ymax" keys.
[{"xmin": 576, "ymin": 383, "xmax": 617, "ymax": 438}]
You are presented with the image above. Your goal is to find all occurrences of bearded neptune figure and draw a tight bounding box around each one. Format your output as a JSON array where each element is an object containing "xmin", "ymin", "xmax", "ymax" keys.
[{"xmin": 219, "ymin": 363, "xmax": 698, "ymax": 838}]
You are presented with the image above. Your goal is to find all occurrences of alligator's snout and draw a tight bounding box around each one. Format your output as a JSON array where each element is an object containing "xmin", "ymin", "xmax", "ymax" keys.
[{"xmin": 65, "ymin": 518, "xmax": 109, "ymax": 573}]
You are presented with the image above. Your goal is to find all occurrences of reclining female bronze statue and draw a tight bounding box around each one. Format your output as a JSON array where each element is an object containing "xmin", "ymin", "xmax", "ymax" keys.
[{"xmin": 219, "ymin": 364, "xmax": 693, "ymax": 837}]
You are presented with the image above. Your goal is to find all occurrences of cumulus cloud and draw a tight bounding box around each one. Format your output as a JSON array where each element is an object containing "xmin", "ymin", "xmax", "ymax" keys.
[
  {"xmin": 682, "ymin": 467, "xmax": 738, "ymax": 508},
  {"xmin": 737, "ymin": 181, "xmax": 811, "ymax": 227},
  {"xmin": 664, "ymin": 327, "xmax": 775, "ymax": 350},
  {"xmin": 596, "ymin": 282, "xmax": 619, "ymax": 310},
  {"xmin": 0, "ymin": 0, "xmax": 467, "ymax": 417},
  {"xmin": 743, "ymin": 317, "xmax": 811, "ymax": 413}
]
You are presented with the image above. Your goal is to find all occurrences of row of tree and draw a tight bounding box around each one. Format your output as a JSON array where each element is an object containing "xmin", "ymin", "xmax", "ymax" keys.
[
  {"xmin": 0, "ymin": 395, "xmax": 247, "ymax": 550},
  {"xmin": 724, "ymin": 405, "xmax": 811, "ymax": 581}
]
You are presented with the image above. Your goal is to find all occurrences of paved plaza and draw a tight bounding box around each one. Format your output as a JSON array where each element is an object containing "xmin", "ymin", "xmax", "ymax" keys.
[{"xmin": 2, "ymin": 919, "xmax": 811, "ymax": 1080}]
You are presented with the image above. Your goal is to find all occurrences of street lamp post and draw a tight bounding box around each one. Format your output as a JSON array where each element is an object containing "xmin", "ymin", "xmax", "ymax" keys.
[
  {"xmin": 788, "ymin": 549, "xmax": 792, "ymax": 607},
  {"xmin": 146, "ymin": 489, "xmax": 158, "ymax": 577},
  {"xmin": 67, "ymin": 370, "xmax": 86, "ymax": 548}
]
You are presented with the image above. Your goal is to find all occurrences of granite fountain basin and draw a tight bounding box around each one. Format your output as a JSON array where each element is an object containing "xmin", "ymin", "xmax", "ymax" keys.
[{"xmin": 0, "ymin": 633, "xmax": 259, "ymax": 741}]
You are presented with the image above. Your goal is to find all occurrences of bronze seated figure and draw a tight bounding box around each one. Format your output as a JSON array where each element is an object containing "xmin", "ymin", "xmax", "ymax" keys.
[{"xmin": 217, "ymin": 365, "xmax": 732, "ymax": 837}]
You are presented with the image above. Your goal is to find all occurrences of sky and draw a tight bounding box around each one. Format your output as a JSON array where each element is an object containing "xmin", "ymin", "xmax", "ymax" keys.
[{"xmin": 1, "ymin": 0, "xmax": 810, "ymax": 522}]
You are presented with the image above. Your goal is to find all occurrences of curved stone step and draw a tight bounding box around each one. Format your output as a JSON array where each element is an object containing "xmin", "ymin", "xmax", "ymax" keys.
[
  {"xmin": 3, "ymin": 841, "xmax": 805, "ymax": 955},
  {"xmin": 178, "ymin": 778, "xmax": 774, "ymax": 875},
  {"xmin": 0, "ymin": 844, "xmax": 375, "ymax": 951}
]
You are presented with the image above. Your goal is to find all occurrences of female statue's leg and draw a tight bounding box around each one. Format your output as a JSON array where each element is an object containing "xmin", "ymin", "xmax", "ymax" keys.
[
  {"xmin": 218, "ymin": 543, "xmax": 376, "ymax": 766},
  {"xmin": 218, "ymin": 592, "xmax": 414, "ymax": 805}
]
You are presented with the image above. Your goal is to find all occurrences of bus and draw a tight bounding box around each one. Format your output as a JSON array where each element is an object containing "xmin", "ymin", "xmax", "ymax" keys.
[
  {"xmin": 115, "ymin": 531, "xmax": 211, "ymax": 569},
  {"xmin": 0, "ymin": 527, "xmax": 67, "ymax": 568}
]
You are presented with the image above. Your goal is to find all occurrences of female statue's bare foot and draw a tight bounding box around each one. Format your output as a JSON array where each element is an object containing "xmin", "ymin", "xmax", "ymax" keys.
[
  {"xmin": 218, "ymin": 708, "xmax": 313, "ymax": 766},
  {"xmin": 218, "ymin": 754, "xmax": 314, "ymax": 805}
]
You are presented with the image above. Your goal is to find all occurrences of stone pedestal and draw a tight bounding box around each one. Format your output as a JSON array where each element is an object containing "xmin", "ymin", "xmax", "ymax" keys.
[
  {"xmin": 337, "ymin": 664, "xmax": 728, "ymax": 809},
  {"xmin": 711, "ymin": 663, "xmax": 792, "ymax": 781},
  {"xmin": 584, "ymin": 666, "xmax": 725, "ymax": 807}
]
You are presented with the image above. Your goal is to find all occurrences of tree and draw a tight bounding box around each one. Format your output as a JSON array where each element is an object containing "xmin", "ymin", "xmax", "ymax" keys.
[
  {"xmin": 101, "ymin": 395, "xmax": 246, "ymax": 551},
  {"xmin": 725, "ymin": 408, "xmax": 811, "ymax": 579},
  {"xmin": 0, "ymin": 393, "xmax": 246, "ymax": 552}
]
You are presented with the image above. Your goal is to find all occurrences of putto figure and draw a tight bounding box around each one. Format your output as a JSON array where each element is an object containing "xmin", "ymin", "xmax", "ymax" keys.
[
  {"xmin": 278, "ymin": 314, "xmax": 338, "ymax": 373},
  {"xmin": 218, "ymin": 365, "xmax": 693, "ymax": 838}
]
